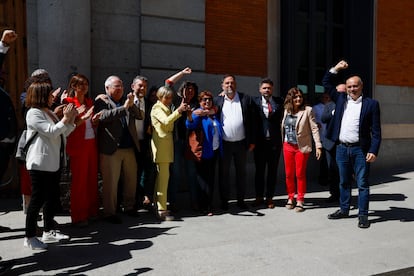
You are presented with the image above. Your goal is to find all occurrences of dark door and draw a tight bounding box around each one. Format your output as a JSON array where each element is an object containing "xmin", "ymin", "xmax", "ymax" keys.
[{"xmin": 281, "ymin": 0, "xmax": 374, "ymax": 103}]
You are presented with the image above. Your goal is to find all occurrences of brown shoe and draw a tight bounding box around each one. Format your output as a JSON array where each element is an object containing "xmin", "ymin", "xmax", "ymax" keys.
[
  {"xmin": 266, "ymin": 198, "xmax": 275, "ymax": 209},
  {"xmin": 252, "ymin": 197, "xmax": 264, "ymax": 207},
  {"xmin": 157, "ymin": 210, "xmax": 174, "ymax": 221}
]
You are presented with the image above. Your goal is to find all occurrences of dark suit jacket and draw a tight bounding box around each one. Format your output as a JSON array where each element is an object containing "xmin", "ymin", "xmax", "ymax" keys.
[
  {"xmin": 214, "ymin": 92, "xmax": 256, "ymax": 148},
  {"xmin": 322, "ymin": 71, "xmax": 381, "ymax": 155},
  {"xmin": 0, "ymin": 52, "xmax": 17, "ymax": 141},
  {"xmin": 252, "ymin": 95, "xmax": 283, "ymax": 147},
  {"xmin": 94, "ymin": 95, "xmax": 143, "ymax": 155},
  {"xmin": 320, "ymin": 101, "xmax": 336, "ymax": 151}
]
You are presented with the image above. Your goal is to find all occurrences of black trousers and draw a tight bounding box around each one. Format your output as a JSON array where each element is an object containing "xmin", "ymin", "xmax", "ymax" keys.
[
  {"xmin": 26, "ymin": 170, "xmax": 61, "ymax": 237},
  {"xmin": 253, "ymin": 140, "xmax": 282, "ymax": 199},
  {"xmin": 195, "ymin": 150, "xmax": 219, "ymax": 212},
  {"xmin": 219, "ymin": 140, "xmax": 247, "ymax": 203},
  {"xmin": 0, "ymin": 142, "xmax": 14, "ymax": 181}
]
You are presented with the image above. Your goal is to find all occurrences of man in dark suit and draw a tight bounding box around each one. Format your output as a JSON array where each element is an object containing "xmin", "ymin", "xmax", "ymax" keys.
[
  {"xmin": 252, "ymin": 78, "xmax": 283, "ymax": 208},
  {"xmin": 94, "ymin": 76, "xmax": 143, "ymax": 223},
  {"xmin": 214, "ymin": 74, "xmax": 256, "ymax": 210},
  {"xmin": 130, "ymin": 75, "xmax": 155, "ymax": 208},
  {"xmin": 0, "ymin": 30, "xmax": 17, "ymax": 183},
  {"xmin": 0, "ymin": 28, "xmax": 17, "ymax": 275},
  {"xmin": 324, "ymin": 60, "xmax": 382, "ymax": 229}
]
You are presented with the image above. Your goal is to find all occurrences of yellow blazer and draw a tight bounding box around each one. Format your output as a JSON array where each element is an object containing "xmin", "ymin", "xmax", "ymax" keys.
[
  {"xmin": 281, "ymin": 106, "xmax": 322, "ymax": 153},
  {"xmin": 150, "ymin": 100, "xmax": 182, "ymax": 163}
]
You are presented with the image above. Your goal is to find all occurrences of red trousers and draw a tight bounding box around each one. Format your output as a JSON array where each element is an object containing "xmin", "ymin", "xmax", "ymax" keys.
[
  {"xmin": 69, "ymin": 138, "xmax": 99, "ymax": 223},
  {"xmin": 20, "ymin": 164, "xmax": 32, "ymax": 195},
  {"xmin": 283, "ymin": 142, "xmax": 310, "ymax": 202}
]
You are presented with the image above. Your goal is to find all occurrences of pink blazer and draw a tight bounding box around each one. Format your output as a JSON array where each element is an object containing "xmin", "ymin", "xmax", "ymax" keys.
[{"xmin": 281, "ymin": 106, "xmax": 322, "ymax": 153}]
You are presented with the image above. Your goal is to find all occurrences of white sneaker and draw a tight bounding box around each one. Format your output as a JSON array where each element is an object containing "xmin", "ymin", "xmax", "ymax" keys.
[
  {"xmin": 24, "ymin": 237, "xmax": 48, "ymax": 250},
  {"xmin": 41, "ymin": 230, "xmax": 70, "ymax": 242}
]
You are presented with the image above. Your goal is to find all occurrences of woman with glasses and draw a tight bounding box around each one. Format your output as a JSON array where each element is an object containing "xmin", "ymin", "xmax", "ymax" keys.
[
  {"xmin": 281, "ymin": 87, "xmax": 322, "ymax": 212},
  {"xmin": 62, "ymin": 74, "xmax": 97, "ymax": 227},
  {"xmin": 186, "ymin": 91, "xmax": 222, "ymax": 216}
]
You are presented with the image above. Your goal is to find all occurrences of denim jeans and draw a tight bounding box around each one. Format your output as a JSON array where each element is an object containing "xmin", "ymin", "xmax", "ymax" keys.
[{"xmin": 336, "ymin": 144, "xmax": 370, "ymax": 216}]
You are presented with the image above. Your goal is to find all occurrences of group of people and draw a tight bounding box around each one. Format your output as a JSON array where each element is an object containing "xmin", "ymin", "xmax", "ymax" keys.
[{"xmin": 1, "ymin": 29, "xmax": 381, "ymax": 255}]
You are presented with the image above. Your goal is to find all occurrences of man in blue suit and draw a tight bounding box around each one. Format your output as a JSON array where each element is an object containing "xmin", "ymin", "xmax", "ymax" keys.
[{"xmin": 324, "ymin": 60, "xmax": 381, "ymax": 229}]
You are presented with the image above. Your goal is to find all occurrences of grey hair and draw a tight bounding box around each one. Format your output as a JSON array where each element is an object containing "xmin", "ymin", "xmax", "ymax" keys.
[
  {"xmin": 132, "ymin": 75, "xmax": 148, "ymax": 84},
  {"xmin": 156, "ymin": 86, "xmax": 174, "ymax": 100},
  {"xmin": 104, "ymin": 75, "xmax": 121, "ymax": 91}
]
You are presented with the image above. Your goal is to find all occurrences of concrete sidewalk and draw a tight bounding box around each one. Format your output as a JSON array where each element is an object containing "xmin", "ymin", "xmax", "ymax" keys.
[{"xmin": 0, "ymin": 170, "xmax": 413, "ymax": 276}]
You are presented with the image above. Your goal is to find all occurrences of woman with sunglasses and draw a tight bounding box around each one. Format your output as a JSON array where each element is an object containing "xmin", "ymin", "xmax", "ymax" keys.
[
  {"xmin": 281, "ymin": 87, "xmax": 322, "ymax": 212},
  {"xmin": 186, "ymin": 91, "xmax": 223, "ymax": 216},
  {"xmin": 62, "ymin": 74, "xmax": 97, "ymax": 227}
]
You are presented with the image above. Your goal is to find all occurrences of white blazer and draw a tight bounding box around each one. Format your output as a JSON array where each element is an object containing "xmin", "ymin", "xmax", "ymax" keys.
[{"xmin": 25, "ymin": 108, "xmax": 75, "ymax": 172}]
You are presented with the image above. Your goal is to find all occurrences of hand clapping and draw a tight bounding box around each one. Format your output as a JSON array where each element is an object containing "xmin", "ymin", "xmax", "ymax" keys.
[{"xmin": 63, "ymin": 103, "xmax": 78, "ymax": 124}]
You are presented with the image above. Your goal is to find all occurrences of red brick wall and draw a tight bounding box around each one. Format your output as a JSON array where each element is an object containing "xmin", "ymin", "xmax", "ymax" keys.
[
  {"xmin": 205, "ymin": 1, "xmax": 267, "ymax": 77},
  {"xmin": 376, "ymin": 0, "xmax": 414, "ymax": 86}
]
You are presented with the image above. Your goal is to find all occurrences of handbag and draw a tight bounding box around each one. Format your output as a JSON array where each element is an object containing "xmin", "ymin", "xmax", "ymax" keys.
[
  {"xmin": 15, "ymin": 130, "xmax": 38, "ymax": 162},
  {"xmin": 185, "ymin": 128, "xmax": 204, "ymax": 162}
]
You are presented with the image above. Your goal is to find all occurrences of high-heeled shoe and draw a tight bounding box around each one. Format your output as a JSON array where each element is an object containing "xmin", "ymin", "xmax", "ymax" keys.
[
  {"xmin": 157, "ymin": 210, "xmax": 174, "ymax": 221},
  {"xmin": 295, "ymin": 201, "xmax": 305, "ymax": 212},
  {"xmin": 285, "ymin": 199, "xmax": 295, "ymax": 210}
]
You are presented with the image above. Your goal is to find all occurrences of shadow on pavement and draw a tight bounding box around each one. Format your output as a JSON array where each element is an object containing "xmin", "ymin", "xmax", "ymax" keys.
[{"xmin": 6, "ymin": 214, "xmax": 177, "ymax": 276}]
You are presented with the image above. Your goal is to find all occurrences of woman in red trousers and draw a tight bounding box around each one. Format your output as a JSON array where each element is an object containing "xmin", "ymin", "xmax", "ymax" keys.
[{"xmin": 63, "ymin": 74, "xmax": 98, "ymax": 226}]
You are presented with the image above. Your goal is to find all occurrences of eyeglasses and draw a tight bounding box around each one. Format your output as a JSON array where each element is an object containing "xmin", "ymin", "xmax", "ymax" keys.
[{"xmin": 201, "ymin": 97, "xmax": 213, "ymax": 102}]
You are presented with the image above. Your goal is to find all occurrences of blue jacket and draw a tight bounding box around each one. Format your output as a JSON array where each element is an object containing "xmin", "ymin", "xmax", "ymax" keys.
[
  {"xmin": 186, "ymin": 109, "xmax": 223, "ymax": 159},
  {"xmin": 322, "ymin": 71, "xmax": 382, "ymax": 155}
]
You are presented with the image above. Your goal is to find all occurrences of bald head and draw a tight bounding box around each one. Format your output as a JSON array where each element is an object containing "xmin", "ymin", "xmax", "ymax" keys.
[{"xmin": 346, "ymin": 76, "xmax": 363, "ymax": 100}]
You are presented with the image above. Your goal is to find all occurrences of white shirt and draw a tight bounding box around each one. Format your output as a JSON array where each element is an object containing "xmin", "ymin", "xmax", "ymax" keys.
[
  {"xmin": 0, "ymin": 41, "xmax": 9, "ymax": 54},
  {"xmin": 261, "ymin": 96, "xmax": 273, "ymax": 137},
  {"xmin": 221, "ymin": 92, "xmax": 245, "ymax": 142},
  {"xmin": 134, "ymin": 96, "xmax": 145, "ymax": 140},
  {"xmin": 84, "ymin": 118, "xmax": 95, "ymax": 140},
  {"xmin": 339, "ymin": 95, "xmax": 362, "ymax": 143}
]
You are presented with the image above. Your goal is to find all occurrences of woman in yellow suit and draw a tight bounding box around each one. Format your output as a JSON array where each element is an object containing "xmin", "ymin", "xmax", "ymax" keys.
[{"xmin": 150, "ymin": 86, "xmax": 188, "ymax": 220}]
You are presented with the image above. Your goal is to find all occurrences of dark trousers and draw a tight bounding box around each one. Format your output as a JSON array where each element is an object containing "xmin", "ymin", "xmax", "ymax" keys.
[
  {"xmin": 253, "ymin": 140, "xmax": 282, "ymax": 199},
  {"xmin": 0, "ymin": 142, "xmax": 14, "ymax": 181},
  {"xmin": 195, "ymin": 150, "xmax": 219, "ymax": 212},
  {"xmin": 219, "ymin": 140, "xmax": 247, "ymax": 203},
  {"xmin": 26, "ymin": 170, "xmax": 61, "ymax": 237},
  {"xmin": 325, "ymin": 147, "xmax": 340, "ymax": 198},
  {"xmin": 135, "ymin": 139, "xmax": 156, "ymax": 205}
]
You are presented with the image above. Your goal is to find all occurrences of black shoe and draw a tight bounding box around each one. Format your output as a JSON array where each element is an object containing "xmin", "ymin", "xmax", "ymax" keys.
[
  {"xmin": 252, "ymin": 197, "xmax": 264, "ymax": 207},
  {"xmin": 237, "ymin": 201, "xmax": 248, "ymax": 210},
  {"xmin": 105, "ymin": 215, "xmax": 122, "ymax": 224},
  {"xmin": 168, "ymin": 204, "xmax": 179, "ymax": 214},
  {"xmin": 328, "ymin": 209, "xmax": 349, "ymax": 219},
  {"xmin": 124, "ymin": 209, "xmax": 140, "ymax": 218},
  {"xmin": 358, "ymin": 216, "xmax": 370, "ymax": 229}
]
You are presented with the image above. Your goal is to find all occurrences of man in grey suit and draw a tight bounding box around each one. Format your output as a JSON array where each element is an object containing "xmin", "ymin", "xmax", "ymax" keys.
[{"xmin": 94, "ymin": 76, "xmax": 143, "ymax": 224}]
